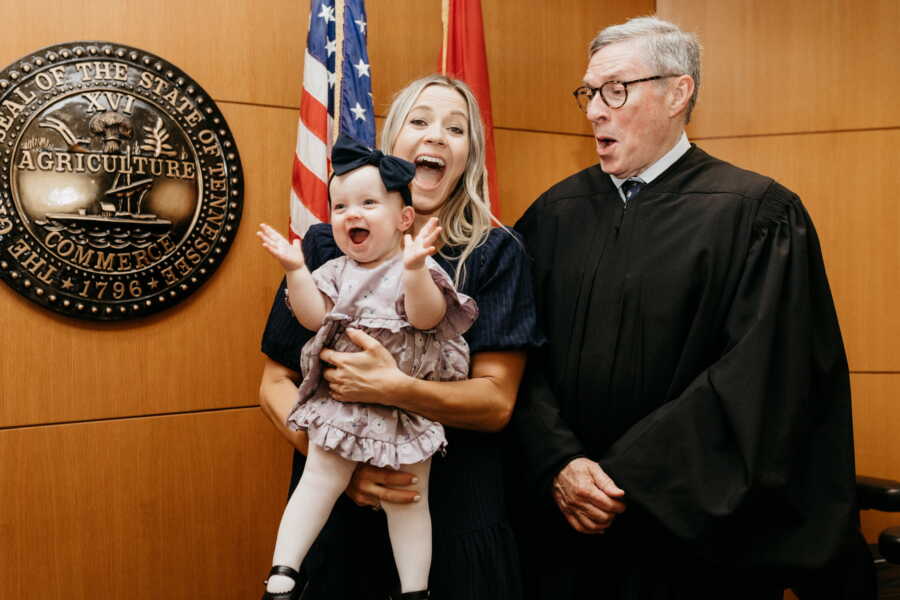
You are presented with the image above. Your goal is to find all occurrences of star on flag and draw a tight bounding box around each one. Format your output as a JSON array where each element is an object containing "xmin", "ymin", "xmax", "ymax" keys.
[
  {"xmin": 353, "ymin": 58, "xmax": 370, "ymax": 78},
  {"xmin": 350, "ymin": 102, "xmax": 367, "ymax": 121},
  {"xmin": 317, "ymin": 3, "xmax": 335, "ymax": 23}
]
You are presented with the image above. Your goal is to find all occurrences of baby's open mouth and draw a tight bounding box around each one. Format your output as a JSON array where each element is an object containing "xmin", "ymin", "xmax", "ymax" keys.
[{"xmin": 349, "ymin": 227, "xmax": 369, "ymax": 244}]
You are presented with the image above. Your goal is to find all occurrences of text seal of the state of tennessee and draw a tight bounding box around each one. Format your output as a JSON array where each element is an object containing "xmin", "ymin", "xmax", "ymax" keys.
[{"xmin": 0, "ymin": 42, "xmax": 243, "ymax": 320}]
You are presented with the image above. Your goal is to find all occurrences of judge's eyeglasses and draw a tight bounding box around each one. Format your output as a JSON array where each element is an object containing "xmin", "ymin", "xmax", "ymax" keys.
[{"xmin": 573, "ymin": 75, "xmax": 681, "ymax": 111}]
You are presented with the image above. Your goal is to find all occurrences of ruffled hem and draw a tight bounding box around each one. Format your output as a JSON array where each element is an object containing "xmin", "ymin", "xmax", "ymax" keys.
[{"xmin": 290, "ymin": 407, "xmax": 447, "ymax": 469}]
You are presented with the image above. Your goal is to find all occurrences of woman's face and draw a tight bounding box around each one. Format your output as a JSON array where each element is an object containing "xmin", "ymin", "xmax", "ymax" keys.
[{"xmin": 391, "ymin": 85, "xmax": 470, "ymax": 216}]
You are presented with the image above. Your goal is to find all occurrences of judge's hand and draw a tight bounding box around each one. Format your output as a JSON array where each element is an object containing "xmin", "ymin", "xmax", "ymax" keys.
[
  {"xmin": 553, "ymin": 457, "xmax": 626, "ymax": 534},
  {"xmin": 320, "ymin": 328, "xmax": 410, "ymax": 406},
  {"xmin": 346, "ymin": 463, "xmax": 419, "ymax": 508}
]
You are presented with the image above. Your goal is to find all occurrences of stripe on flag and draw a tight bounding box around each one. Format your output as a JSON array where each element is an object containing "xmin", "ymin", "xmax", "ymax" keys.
[{"xmin": 302, "ymin": 49, "xmax": 329, "ymax": 106}]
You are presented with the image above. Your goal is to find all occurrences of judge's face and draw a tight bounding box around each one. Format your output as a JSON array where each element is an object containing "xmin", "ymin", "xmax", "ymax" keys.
[
  {"xmin": 390, "ymin": 85, "xmax": 470, "ymax": 217},
  {"xmin": 583, "ymin": 39, "xmax": 678, "ymax": 179}
]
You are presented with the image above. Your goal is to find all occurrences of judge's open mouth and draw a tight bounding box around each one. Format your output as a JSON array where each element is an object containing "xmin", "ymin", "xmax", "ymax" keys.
[
  {"xmin": 414, "ymin": 155, "xmax": 446, "ymax": 189},
  {"xmin": 596, "ymin": 137, "xmax": 618, "ymax": 151},
  {"xmin": 349, "ymin": 227, "xmax": 369, "ymax": 244}
]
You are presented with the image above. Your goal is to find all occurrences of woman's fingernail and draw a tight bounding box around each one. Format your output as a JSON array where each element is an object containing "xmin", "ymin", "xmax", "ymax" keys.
[
  {"xmin": 411, "ymin": 477, "xmax": 419, "ymax": 484},
  {"xmin": 413, "ymin": 495, "xmax": 421, "ymax": 502}
]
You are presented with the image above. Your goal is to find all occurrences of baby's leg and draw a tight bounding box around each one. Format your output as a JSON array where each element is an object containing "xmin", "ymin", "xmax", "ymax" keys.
[
  {"xmin": 267, "ymin": 443, "xmax": 357, "ymax": 594},
  {"xmin": 381, "ymin": 458, "xmax": 432, "ymax": 593}
]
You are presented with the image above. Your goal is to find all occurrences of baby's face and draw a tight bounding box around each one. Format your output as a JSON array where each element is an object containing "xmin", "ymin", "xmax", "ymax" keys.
[{"xmin": 330, "ymin": 166, "xmax": 413, "ymax": 267}]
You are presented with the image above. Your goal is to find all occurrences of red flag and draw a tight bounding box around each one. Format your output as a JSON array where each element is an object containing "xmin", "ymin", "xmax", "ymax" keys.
[{"xmin": 439, "ymin": 0, "xmax": 499, "ymax": 217}]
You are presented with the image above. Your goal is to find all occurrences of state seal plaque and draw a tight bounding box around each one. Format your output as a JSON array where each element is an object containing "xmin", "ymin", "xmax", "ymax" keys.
[{"xmin": 0, "ymin": 42, "xmax": 243, "ymax": 320}]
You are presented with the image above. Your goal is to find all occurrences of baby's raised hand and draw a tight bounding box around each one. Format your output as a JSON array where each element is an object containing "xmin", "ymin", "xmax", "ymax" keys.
[
  {"xmin": 257, "ymin": 223, "xmax": 305, "ymax": 272},
  {"xmin": 403, "ymin": 217, "xmax": 441, "ymax": 271}
]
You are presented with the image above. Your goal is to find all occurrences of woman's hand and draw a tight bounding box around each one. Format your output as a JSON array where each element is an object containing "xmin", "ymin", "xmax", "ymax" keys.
[
  {"xmin": 403, "ymin": 217, "xmax": 441, "ymax": 270},
  {"xmin": 324, "ymin": 329, "xmax": 525, "ymax": 430},
  {"xmin": 320, "ymin": 328, "xmax": 409, "ymax": 405},
  {"xmin": 257, "ymin": 223, "xmax": 305, "ymax": 272},
  {"xmin": 345, "ymin": 463, "xmax": 420, "ymax": 507}
]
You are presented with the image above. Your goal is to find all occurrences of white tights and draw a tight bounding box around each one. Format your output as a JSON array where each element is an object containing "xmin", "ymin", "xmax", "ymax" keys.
[{"xmin": 266, "ymin": 443, "xmax": 433, "ymax": 594}]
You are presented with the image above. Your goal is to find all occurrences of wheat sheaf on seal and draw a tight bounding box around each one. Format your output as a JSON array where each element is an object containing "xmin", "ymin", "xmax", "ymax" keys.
[{"xmin": 0, "ymin": 42, "xmax": 243, "ymax": 320}]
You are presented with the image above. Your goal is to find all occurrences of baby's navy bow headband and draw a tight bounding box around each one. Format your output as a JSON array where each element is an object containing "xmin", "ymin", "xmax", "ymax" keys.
[{"xmin": 331, "ymin": 134, "xmax": 415, "ymax": 206}]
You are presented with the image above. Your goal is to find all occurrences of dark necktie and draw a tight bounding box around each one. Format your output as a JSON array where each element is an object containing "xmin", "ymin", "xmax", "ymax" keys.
[{"xmin": 621, "ymin": 179, "xmax": 644, "ymax": 204}]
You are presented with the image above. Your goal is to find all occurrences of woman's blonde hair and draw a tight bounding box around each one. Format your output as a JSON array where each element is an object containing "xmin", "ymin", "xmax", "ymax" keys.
[{"xmin": 380, "ymin": 74, "xmax": 496, "ymax": 286}]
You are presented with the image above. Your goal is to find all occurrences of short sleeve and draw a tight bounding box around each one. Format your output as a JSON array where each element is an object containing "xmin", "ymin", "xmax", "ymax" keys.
[
  {"xmin": 458, "ymin": 228, "xmax": 545, "ymax": 353},
  {"xmin": 396, "ymin": 257, "xmax": 479, "ymax": 340},
  {"xmin": 310, "ymin": 256, "xmax": 346, "ymax": 304},
  {"xmin": 260, "ymin": 224, "xmax": 343, "ymax": 372}
]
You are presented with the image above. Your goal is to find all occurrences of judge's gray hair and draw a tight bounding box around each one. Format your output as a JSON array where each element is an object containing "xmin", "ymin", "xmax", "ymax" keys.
[{"xmin": 589, "ymin": 16, "xmax": 701, "ymax": 123}]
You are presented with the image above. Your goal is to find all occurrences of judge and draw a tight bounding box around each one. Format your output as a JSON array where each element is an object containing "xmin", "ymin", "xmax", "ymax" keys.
[{"xmin": 511, "ymin": 16, "xmax": 866, "ymax": 599}]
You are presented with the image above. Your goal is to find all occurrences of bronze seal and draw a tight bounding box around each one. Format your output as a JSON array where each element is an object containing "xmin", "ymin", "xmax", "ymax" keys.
[{"xmin": 0, "ymin": 42, "xmax": 242, "ymax": 320}]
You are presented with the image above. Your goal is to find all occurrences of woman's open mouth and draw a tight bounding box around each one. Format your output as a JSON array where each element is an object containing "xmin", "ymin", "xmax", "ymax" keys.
[
  {"xmin": 349, "ymin": 227, "xmax": 369, "ymax": 244},
  {"xmin": 414, "ymin": 155, "xmax": 446, "ymax": 189}
]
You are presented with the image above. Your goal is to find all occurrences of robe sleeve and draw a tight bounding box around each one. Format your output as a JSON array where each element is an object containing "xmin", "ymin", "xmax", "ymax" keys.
[{"xmin": 599, "ymin": 184, "xmax": 856, "ymax": 571}]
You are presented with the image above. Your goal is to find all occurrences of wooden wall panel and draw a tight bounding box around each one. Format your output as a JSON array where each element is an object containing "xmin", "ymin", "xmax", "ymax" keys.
[
  {"xmin": 0, "ymin": 101, "xmax": 295, "ymax": 427},
  {"xmin": 0, "ymin": 0, "xmax": 306, "ymax": 109},
  {"xmin": 698, "ymin": 130, "xmax": 900, "ymax": 373},
  {"xmin": 495, "ymin": 129, "xmax": 596, "ymax": 225},
  {"xmin": 0, "ymin": 408, "xmax": 294, "ymax": 600},
  {"xmin": 368, "ymin": 0, "xmax": 654, "ymax": 133},
  {"xmin": 368, "ymin": 0, "xmax": 443, "ymax": 116},
  {"xmin": 657, "ymin": 0, "xmax": 900, "ymax": 138},
  {"xmin": 483, "ymin": 0, "xmax": 653, "ymax": 134},
  {"xmin": 851, "ymin": 373, "xmax": 900, "ymax": 543}
]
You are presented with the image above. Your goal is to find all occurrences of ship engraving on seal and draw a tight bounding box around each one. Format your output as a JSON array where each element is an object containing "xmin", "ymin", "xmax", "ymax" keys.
[{"xmin": 0, "ymin": 42, "xmax": 243, "ymax": 320}]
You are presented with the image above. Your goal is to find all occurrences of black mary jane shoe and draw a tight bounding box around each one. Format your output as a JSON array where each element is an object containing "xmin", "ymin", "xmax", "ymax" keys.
[
  {"xmin": 389, "ymin": 589, "xmax": 430, "ymax": 600},
  {"xmin": 261, "ymin": 565, "xmax": 304, "ymax": 600}
]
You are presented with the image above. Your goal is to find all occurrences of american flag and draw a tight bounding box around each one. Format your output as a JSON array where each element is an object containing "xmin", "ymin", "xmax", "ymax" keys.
[{"xmin": 290, "ymin": 0, "xmax": 375, "ymax": 240}]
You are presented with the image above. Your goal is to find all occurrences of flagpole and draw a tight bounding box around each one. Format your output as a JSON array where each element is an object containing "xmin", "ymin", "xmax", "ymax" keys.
[
  {"xmin": 440, "ymin": 0, "xmax": 449, "ymax": 75},
  {"xmin": 332, "ymin": 0, "xmax": 346, "ymax": 144}
]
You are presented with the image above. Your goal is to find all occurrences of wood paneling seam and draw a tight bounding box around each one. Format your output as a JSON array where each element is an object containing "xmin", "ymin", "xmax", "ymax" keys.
[{"xmin": 0, "ymin": 405, "xmax": 262, "ymax": 431}]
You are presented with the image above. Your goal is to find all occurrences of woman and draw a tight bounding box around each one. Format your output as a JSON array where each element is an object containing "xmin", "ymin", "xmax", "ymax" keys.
[{"xmin": 259, "ymin": 74, "xmax": 541, "ymax": 600}]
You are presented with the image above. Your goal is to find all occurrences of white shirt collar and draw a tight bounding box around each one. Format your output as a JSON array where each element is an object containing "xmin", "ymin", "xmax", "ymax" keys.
[{"xmin": 610, "ymin": 131, "xmax": 691, "ymax": 201}]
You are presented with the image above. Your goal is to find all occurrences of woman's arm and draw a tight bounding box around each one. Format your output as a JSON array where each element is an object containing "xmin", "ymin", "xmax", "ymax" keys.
[
  {"xmin": 321, "ymin": 328, "xmax": 526, "ymax": 432},
  {"xmin": 258, "ymin": 358, "xmax": 309, "ymax": 454}
]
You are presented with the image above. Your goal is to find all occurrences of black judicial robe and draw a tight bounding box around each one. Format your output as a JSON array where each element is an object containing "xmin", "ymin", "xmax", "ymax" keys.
[{"xmin": 511, "ymin": 145, "xmax": 857, "ymax": 593}]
